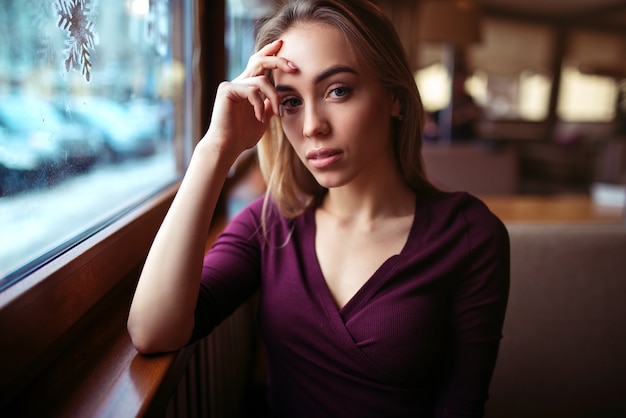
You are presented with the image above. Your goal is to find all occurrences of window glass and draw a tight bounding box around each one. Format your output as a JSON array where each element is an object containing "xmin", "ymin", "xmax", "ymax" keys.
[
  {"xmin": 414, "ymin": 63, "xmax": 450, "ymax": 112},
  {"xmin": 558, "ymin": 67, "xmax": 618, "ymax": 122},
  {"xmin": 225, "ymin": 0, "xmax": 274, "ymax": 79},
  {"xmin": 557, "ymin": 30, "xmax": 623, "ymax": 122},
  {"xmin": 224, "ymin": 0, "xmax": 273, "ymax": 217},
  {"xmin": 469, "ymin": 18, "xmax": 553, "ymax": 120},
  {"xmin": 414, "ymin": 63, "xmax": 551, "ymax": 121},
  {"xmin": 414, "ymin": 17, "xmax": 553, "ymax": 121},
  {"xmin": 0, "ymin": 0, "xmax": 192, "ymax": 291},
  {"xmin": 518, "ymin": 70, "xmax": 551, "ymax": 121}
]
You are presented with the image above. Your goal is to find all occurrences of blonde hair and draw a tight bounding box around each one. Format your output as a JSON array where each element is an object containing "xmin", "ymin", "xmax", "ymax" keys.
[{"xmin": 256, "ymin": 0, "xmax": 435, "ymax": 220}]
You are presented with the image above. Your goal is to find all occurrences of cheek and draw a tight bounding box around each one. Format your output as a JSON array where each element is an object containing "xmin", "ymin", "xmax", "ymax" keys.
[
  {"xmin": 280, "ymin": 118, "xmax": 297, "ymax": 138},
  {"xmin": 348, "ymin": 103, "xmax": 392, "ymax": 141},
  {"xmin": 280, "ymin": 119, "xmax": 303, "ymax": 150}
]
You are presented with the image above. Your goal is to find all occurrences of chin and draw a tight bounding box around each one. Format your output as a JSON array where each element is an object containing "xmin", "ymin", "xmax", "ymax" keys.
[{"xmin": 311, "ymin": 173, "xmax": 352, "ymax": 189}]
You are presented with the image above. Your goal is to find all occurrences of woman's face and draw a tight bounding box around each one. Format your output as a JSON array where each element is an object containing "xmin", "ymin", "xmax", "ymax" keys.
[{"xmin": 273, "ymin": 22, "xmax": 400, "ymax": 190}]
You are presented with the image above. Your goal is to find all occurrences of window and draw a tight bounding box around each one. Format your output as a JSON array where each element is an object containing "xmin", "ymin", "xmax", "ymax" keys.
[
  {"xmin": 224, "ymin": 0, "xmax": 273, "ymax": 216},
  {"xmin": 558, "ymin": 68, "xmax": 618, "ymax": 122},
  {"xmin": 414, "ymin": 63, "xmax": 451, "ymax": 113},
  {"xmin": 414, "ymin": 17, "xmax": 554, "ymax": 121},
  {"xmin": 0, "ymin": 0, "xmax": 193, "ymax": 291},
  {"xmin": 557, "ymin": 30, "xmax": 623, "ymax": 122},
  {"xmin": 225, "ymin": 0, "xmax": 274, "ymax": 79},
  {"xmin": 469, "ymin": 17, "xmax": 554, "ymax": 120}
]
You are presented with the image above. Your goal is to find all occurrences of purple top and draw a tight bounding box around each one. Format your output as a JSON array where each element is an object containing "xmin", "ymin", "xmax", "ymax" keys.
[{"xmin": 192, "ymin": 191, "xmax": 510, "ymax": 417}]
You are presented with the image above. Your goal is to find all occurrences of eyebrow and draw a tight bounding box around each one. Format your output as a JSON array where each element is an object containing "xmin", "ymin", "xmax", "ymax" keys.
[{"xmin": 275, "ymin": 65, "xmax": 357, "ymax": 92}]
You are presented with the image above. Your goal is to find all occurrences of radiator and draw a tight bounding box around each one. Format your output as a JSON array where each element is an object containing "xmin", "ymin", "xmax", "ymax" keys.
[{"xmin": 164, "ymin": 295, "xmax": 261, "ymax": 418}]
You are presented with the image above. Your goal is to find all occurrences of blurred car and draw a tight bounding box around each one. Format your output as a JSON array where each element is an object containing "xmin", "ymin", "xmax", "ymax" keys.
[
  {"xmin": 0, "ymin": 96, "xmax": 103, "ymax": 175},
  {"xmin": 62, "ymin": 97, "xmax": 160, "ymax": 162},
  {"xmin": 0, "ymin": 127, "xmax": 54, "ymax": 196}
]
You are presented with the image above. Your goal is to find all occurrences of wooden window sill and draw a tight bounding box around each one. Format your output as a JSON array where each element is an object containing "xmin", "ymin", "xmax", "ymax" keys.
[
  {"xmin": 3, "ymin": 270, "xmax": 195, "ymax": 417},
  {"xmin": 0, "ymin": 145, "xmax": 258, "ymax": 417},
  {"xmin": 0, "ymin": 181, "xmax": 228, "ymax": 417}
]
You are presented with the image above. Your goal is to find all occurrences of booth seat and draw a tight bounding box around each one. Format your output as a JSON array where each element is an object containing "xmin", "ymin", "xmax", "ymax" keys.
[{"xmin": 486, "ymin": 224, "xmax": 626, "ymax": 417}]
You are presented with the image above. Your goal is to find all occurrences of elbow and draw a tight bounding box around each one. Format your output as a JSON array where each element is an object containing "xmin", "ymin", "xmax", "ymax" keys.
[
  {"xmin": 127, "ymin": 317, "xmax": 162, "ymax": 354},
  {"xmin": 128, "ymin": 336, "xmax": 159, "ymax": 356},
  {"xmin": 126, "ymin": 312, "xmax": 191, "ymax": 354},
  {"xmin": 130, "ymin": 338, "xmax": 159, "ymax": 355}
]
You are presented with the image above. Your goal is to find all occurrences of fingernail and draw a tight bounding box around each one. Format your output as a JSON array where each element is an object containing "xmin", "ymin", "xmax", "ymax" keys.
[
  {"xmin": 279, "ymin": 104, "xmax": 284, "ymax": 118},
  {"xmin": 287, "ymin": 61, "xmax": 297, "ymax": 70},
  {"xmin": 262, "ymin": 114, "xmax": 266, "ymax": 124}
]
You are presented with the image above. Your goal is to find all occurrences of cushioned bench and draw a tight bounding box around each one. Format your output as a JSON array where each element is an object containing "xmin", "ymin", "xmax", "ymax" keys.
[{"xmin": 486, "ymin": 224, "xmax": 626, "ymax": 417}]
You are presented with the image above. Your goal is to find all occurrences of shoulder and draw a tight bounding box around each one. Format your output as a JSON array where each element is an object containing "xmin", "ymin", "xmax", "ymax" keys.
[
  {"xmin": 420, "ymin": 191, "xmax": 509, "ymax": 250},
  {"xmin": 223, "ymin": 195, "xmax": 300, "ymax": 245},
  {"xmin": 222, "ymin": 196, "xmax": 264, "ymax": 236},
  {"xmin": 230, "ymin": 195, "xmax": 265, "ymax": 222},
  {"xmin": 418, "ymin": 193, "xmax": 510, "ymax": 303},
  {"xmin": 422, "ymin": 190, "xmax": 498, "ymax": 222}
]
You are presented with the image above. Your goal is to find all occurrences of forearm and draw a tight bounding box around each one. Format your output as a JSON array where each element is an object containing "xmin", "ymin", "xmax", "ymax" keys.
[
  {"xmin": 127, "ymin": 40, "xmax": 295, "ymax": 353},
  {"xmin": 127, "ymin": 137, "xmax": 238, "ymax": 353}
]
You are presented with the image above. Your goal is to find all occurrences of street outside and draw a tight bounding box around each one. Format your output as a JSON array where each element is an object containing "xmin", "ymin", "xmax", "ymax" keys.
[{"xmin": 0, "ymin": 152, "xmax": 177, "ymax": 279}]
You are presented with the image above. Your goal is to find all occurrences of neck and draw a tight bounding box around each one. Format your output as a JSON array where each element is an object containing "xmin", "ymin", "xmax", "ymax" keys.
[{"xmin": 321, "ymin": 170, "xmax": 415, "ymax": 225}]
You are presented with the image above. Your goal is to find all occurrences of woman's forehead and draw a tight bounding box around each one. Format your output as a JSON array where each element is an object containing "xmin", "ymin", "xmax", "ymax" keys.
[{"xmin": 275, "ymin": 22, "xmax": 364, "ymax": 80}]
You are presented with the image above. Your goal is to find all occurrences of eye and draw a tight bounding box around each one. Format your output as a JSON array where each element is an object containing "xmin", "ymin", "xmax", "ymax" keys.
[
  {"xmin": 328, "ymin": 85, "xmax": 353, "ymax": 99},
  {"xmin": 281, "ymin": 96, "xmax": 302, "ymax": 111}
]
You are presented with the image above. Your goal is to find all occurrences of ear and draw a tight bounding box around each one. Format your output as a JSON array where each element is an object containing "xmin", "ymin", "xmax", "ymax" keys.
[{"xmin": 390, "ymin": 94, "xmax": 402, "ymax": 118}]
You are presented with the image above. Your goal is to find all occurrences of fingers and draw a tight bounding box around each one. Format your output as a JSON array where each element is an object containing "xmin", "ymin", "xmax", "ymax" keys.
[
  {"xmin": 234, "ymin": 39, "xmax": 298, "ymax": 81},
  {"xmin": 232, "ymin": 76, "xmax": 281, "ymax": 120},
  {"xmin": 239, "ymin": 84, "xmax": 267, "ymax": 123},
  {"xmin": 217, "ymin": 80, "xmax": 274, "ymax": 126},
  {"xmin": 225, "ymin": 39, "xmax": 298, "ymax": 123},
  {"xmin": 231, "ymin": 39, "xmax": 297, "ymax": 118}
]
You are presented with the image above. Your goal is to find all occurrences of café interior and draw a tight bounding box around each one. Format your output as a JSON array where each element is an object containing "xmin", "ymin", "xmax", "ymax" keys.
[{"xmin": 0, "ymin": 0, "xmax": 625, "ymax": 417}]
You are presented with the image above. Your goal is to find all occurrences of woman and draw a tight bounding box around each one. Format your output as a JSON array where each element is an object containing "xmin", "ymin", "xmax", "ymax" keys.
[{"xmin": 127, "ymin": 0, "xmax": 510, "ymax": 416}]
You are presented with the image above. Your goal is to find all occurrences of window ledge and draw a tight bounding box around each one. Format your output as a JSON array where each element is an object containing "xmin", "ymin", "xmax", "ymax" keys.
[
  {"xmin": 2, "ymin": 269, "xmax": 195, "ymax": 417},
  {"xmin": 0, "ymin": 182, "xmax": 195, "ymax": 414}
]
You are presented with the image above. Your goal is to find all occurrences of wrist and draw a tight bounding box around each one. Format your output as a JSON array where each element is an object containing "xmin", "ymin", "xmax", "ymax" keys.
[{"xmin": 193, "ymin": 133, "xmax": 241, "ymax": 169}]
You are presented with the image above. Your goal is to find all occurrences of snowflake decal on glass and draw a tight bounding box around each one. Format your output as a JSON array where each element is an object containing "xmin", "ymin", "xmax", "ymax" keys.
[{"xmin": 55, "ymin": 0, "xmax": 96, "ymax": 81}]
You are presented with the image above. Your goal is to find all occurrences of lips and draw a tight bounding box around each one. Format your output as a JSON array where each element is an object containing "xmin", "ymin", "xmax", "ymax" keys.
[{"xmin": 306, "ymin": 147, "xmax": 343, "ymax": 169}]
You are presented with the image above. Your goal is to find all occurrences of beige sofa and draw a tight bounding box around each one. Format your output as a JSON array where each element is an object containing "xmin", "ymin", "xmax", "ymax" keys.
[{"xmin": 487, "ymin": 224, "xmax": 626, "ymax": 417}]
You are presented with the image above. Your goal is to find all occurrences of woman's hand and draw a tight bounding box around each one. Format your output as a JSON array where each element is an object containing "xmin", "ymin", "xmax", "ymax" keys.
[{"xmin": 204, "ymin": 39, "xmax": 297, "ymax": 157}]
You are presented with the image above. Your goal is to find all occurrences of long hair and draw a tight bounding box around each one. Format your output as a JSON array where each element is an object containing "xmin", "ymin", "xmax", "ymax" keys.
[{"xmin": 255, "ymin": 0, "xmax": 435, "ymax": 221}]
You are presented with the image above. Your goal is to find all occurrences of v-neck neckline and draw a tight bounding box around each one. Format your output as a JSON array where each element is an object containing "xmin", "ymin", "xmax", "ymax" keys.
[{"xmin": 302, "ymin": 195, "xmax": 423, "ymax": 319}]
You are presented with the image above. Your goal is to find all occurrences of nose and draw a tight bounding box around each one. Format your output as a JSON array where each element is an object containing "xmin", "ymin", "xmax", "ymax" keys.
[{"xmin": 302, "ymin": 103, "xmax": 330, "ymax": 138}]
